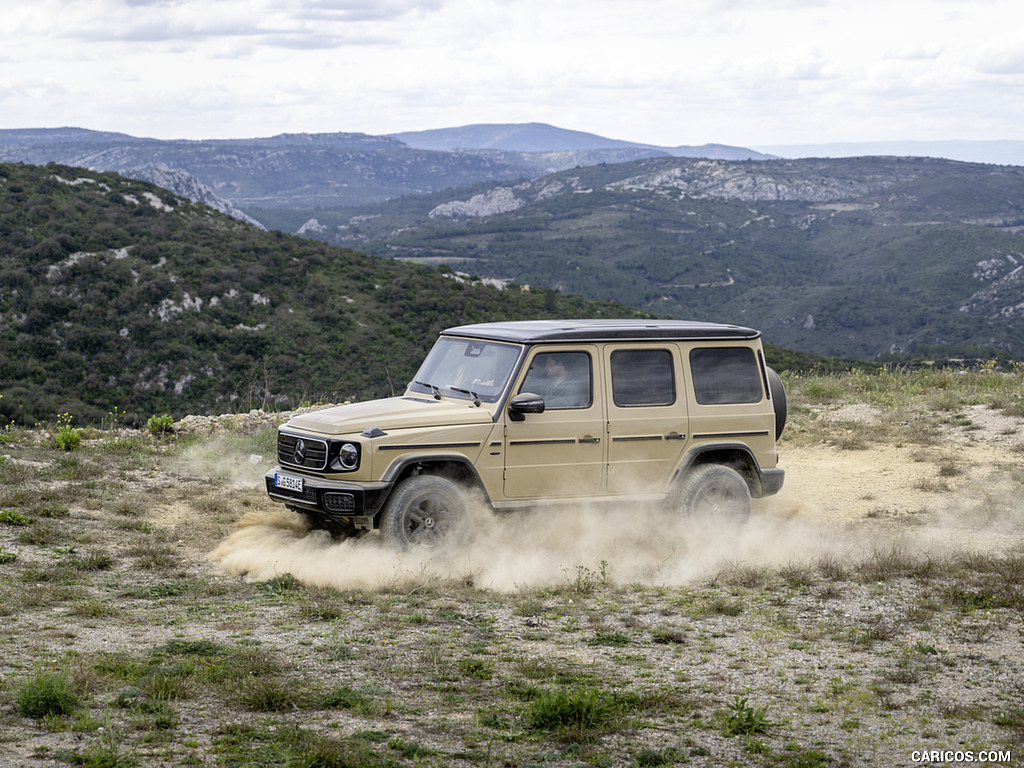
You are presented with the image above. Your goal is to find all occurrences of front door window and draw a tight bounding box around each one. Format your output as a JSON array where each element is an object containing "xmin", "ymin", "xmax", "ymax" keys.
[{"xmin": 519, "ymin": 351, "xmax": 592, "ymax": 409}]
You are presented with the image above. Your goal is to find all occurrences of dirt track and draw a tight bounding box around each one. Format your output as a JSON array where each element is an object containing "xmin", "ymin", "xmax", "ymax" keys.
[{"xmin": 776, "ymin": 402, "xmax": 1022, "ymax": 523}]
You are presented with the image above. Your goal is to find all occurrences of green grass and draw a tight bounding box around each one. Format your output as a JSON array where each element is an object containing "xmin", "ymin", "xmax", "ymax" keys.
[
  {"xmin": 17, "ymin": 671, "xmax": 79, "ymax": 719},
  {"xmin": 526, "ymin": 686, "xmax": 623, "ymax": 741},
  {"xmin": 780, "ymin": 364, "xmax": 1024, "ymax": 448},
  {"xmin": 585, "ymin": 631, "xmax": 631, "ymax": 647},
  {"xmin": 722, "ymin": 696, "xmax": 773, "ymax": 736},
  {"xmin": 55, "ymin": 731, "xmax": 141, "ymax": 768},
  {"xmin": 0, "ymin": 508, "xmax": 33, "ymax": 526},
  {"xmin": 212, "ymin": 723, "xmax": 400, "ymax": 768},
  {"xmin": 320, "ymin": 685, "xmax": 374, "ymax": 713}
]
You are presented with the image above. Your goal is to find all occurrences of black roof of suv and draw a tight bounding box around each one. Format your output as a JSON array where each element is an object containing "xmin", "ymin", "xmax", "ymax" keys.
[{"xmin": 443, "ymin": 319, "xmax": 761, "ymax": 344}]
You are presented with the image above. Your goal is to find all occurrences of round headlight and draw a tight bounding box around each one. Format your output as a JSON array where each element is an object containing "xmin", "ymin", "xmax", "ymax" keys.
[{"xmin": 338, "ymin": 442, "xmax": 359, "ymax": 470}]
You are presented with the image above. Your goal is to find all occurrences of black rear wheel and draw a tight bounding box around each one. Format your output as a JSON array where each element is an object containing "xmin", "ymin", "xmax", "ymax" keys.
[{"xmin": 676, "ymin": 464, "xmax": 751, "ymax": 522}]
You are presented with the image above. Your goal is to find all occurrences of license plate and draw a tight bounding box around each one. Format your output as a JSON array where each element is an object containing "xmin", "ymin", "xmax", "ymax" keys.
[{"xmin": 274, "ymin": 473, "xmax": 304, "ymax": 493}]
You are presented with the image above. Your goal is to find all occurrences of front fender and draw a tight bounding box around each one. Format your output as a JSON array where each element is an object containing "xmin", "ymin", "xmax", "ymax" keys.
[{"xmin": 379, "ymin": 454, "xmax": 494, "ymax": 508}]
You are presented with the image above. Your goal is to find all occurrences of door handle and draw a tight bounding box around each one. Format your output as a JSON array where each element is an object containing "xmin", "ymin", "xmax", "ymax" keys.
[{"xmin": 579, "ymin": 436, "xmax": 601, "ymax": 444}]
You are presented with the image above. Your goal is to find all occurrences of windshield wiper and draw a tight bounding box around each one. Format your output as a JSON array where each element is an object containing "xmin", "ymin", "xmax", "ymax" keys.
[
  {"xmin": 414, "ymin": 380, "xmax": 442, "ymax": 400},
  {"xmin": 450, "ymin": 387, "xmax": 481, "ymax": 407}
]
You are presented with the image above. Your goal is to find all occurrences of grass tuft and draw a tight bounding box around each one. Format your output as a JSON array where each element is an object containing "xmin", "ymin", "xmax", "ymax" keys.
[
  {"xmin": 0, "ymin": 508, "xmax": 34, "ymax": 526},
  {"xmin": 17, "ymin": 671, "xmax": 79, "ymax": 719},
  {"xmin": 526, "ymin": 686, "xmax": 622, "ymax": 742}
]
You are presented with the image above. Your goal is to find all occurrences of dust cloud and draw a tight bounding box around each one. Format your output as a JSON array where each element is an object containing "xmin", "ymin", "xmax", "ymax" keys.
[
  {"xmin": 207, "ymin": 485, "xmax": 1024, "ymax": 593},
  {"xmin": 171, "ymin": 435, "xmax": 271, "ymax": 490}
]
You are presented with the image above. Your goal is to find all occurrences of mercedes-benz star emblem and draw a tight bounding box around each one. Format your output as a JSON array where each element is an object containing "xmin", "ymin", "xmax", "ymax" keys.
[{"xmin": 294, "ymin": 439, "xmax": 306, "ymax": 463}]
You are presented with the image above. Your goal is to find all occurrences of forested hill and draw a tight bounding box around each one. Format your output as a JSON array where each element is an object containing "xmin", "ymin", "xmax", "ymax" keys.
[
  {"xmin": 0, "ymin": 162, "xmax": 646, "ymax": 426},
  {"xmin": 319, "ymin": 155, "xmax": 1024, "ymax": 361}
]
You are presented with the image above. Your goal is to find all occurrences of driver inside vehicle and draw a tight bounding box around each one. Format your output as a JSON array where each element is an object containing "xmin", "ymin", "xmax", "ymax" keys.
[{"xmin": 521, "ymin": 352, "xmax": 591, "ymax": 408}]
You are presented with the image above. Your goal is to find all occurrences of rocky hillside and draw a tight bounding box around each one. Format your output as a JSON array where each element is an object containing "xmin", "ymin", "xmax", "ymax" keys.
[
  {"xmin": 308, "ymin": 155, "xmax": 1024, "ymax": 361},
  {"xmin": 127, "ymin": 167, "xmax": 266, "ymax": 229},
  {"xmin": 0, "ymin": 162, "xmax": 645, "ymax": 426},
  {"xmin": 8, "ymin": 130, "xmax": 1024, "ymax": 363},
  {"xmin": 419, "ymin": 157, "xmax": 917, "ymax": 219}
]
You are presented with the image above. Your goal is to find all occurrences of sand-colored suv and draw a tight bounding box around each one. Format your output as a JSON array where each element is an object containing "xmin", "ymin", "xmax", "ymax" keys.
[{"xmin": 266, "ymin": 319, "xmax": 786, "ymax": 549}]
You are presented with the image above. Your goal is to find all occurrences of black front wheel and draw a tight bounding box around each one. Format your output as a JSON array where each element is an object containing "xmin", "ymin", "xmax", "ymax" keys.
[
  {"xmin": 379, "ymin": 475, "xmax": 469, "ymax": 551},
  {"xmin": 676, "ymin": 464, "xmax": 751, "ymax": 522}
]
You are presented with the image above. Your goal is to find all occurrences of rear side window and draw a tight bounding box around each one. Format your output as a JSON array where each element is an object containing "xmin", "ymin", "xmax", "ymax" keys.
[
  {"xmin": 610, "ymin": 349, "xmax": 675, "ymax": 407},
  {"xmin": 689, "ymin": 347, "xmax": 763, "ymax": 404}
]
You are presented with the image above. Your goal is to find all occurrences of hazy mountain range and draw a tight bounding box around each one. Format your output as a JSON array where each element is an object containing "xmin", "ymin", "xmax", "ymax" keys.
[
  {"xmin": 392, "ymin": 123, "xmax": 1024, "ymax": 166},
  {"xmin": 389, "ymin": 122, "xmax": 773, "ymax": 159},
  {"xmin": 0, "ymin": 124, "xmax": 768, "ymax": 213},
  {"xmin": 3, "ymin": 123, "xmax": 1021, "ymax": 219},
  {"xmin": 758, "ymin": 140, "xmax": 1024, "ymax": 167}
]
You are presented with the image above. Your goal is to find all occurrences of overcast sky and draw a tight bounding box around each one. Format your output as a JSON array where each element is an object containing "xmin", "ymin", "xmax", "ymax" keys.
[{"xmin": 2, "ymin": 0, "xmax": 1021, "ymax": 147}]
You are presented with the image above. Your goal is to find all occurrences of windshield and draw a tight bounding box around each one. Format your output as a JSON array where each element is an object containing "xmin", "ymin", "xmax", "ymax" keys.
[{"xmin": 409, "ymin": 337, "xmax": 522, "ymax": 404}]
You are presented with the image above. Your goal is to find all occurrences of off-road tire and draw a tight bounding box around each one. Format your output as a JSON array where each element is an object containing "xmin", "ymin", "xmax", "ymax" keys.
[
  {"xmin": 379, "ymin": 475, "xmax": 469, "ymax": 551},
  {"xmin": 677, "ymin": 464, "xmax": 751, "ymax": 522}
]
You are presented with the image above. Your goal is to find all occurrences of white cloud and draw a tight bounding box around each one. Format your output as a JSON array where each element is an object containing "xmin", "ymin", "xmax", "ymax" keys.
[
  {"xmin": 976, "ymin": 44, "xmax": 1024, "ymax": 75},
  {"xmin": 0, "ymin": 0, "xmax": 1021, "ymax": 145}
]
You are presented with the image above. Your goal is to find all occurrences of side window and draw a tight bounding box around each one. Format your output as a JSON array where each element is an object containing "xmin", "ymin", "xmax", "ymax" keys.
[
  {"xmin": 690, "ymin": 347, "xmax": 763, "ymax": 404},
  {"xmin": 519, "ymin": 352, "xmax": 592, "ymax": 409},
  {"xmin": 610, "ymin": 349, "xmax": 675, "ymax": 407}
]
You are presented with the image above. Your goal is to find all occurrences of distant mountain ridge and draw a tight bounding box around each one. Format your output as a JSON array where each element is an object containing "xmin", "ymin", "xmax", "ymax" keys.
[
  {"xmin": 5, "ymin": 125, "xmax": 1020, "ymax": 236},
  {"xmin": 0, "ymin": 128, "xmax": 454, "ymax": 210},
  {"xmin": 0, "ymin": 125, "xmax": 771, "ymax": 222},
  {"xmin": 391, "ymin": 122, "xmax": 646, "ymax": 151},
  {"xmin": 758, "ymin": 140, "xmax": 1024, "ymax": 167},
  {"xmin": 389, "ymin": 121, "xmax": 774, "ymax": 159}
]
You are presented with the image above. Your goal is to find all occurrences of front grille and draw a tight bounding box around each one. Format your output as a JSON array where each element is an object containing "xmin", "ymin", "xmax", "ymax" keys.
[
  {"xmin": 278, "ymin": 432, "xmax": 328, "ymax": 470},
  {"xmin": 323, "ymin": 492, "xmax": 356, "ymax": 513}
]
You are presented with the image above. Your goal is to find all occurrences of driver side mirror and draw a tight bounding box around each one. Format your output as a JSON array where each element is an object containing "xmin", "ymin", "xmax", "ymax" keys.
[{"xmin": 508, "ymin": 392, "xmax": 545, "ymax": 421}]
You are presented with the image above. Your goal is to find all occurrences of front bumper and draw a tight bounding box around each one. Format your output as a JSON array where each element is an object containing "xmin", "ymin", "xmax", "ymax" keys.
[{"xmin": 265, "ymin": 468, "xmax": 392, "ymax": 518}]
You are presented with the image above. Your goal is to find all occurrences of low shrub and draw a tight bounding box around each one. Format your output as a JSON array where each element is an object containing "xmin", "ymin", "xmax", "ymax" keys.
[
  {"xmin": 722, "ymin": 696, "xmax": 772, "ymax": 736},
  {"xmin": 17, "ymin": 671, "xmax": 78, "ymax": 719},
  {"xmin": 146, "ymin": 414, "xmax": 175, "ymax": 435},
  {"xmin": 53, "ymin": 413, "xmax": 81, "ymax": 452},
  {"xmin": 526, "ymin": 686, "xmax": 618, "ymax": 741}
]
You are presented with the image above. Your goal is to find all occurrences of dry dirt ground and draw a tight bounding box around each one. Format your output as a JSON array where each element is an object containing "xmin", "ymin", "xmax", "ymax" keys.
[
  {"xmin": 1, "ymin": 397, "xmax": 1022, "ymax": 767},
  {"xmin": 779, "ymin": 403, "xmax": 1024, "ymax": 524}
]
